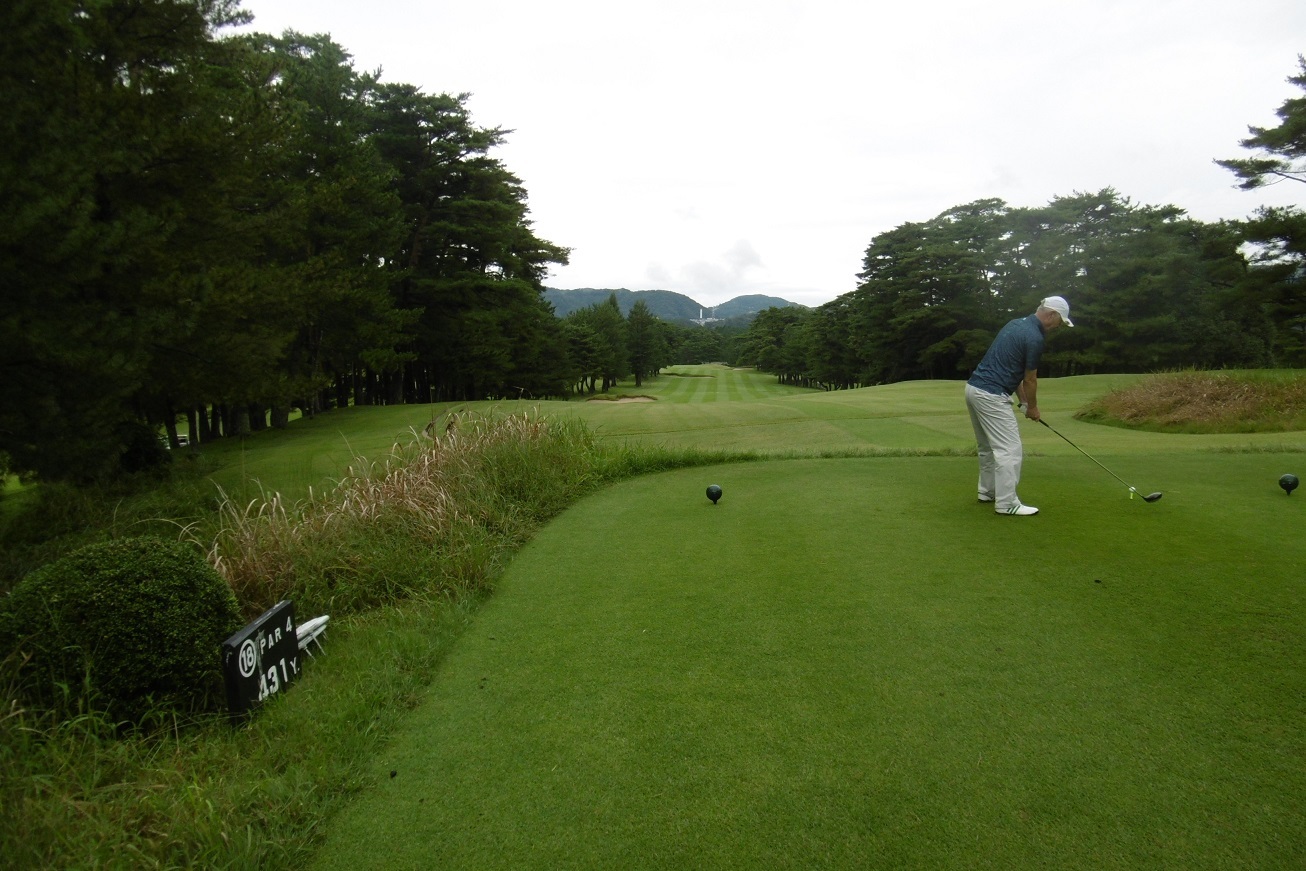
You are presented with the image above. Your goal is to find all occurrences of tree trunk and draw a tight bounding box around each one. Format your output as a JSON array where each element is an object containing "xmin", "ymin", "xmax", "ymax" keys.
[
  {"xmin": 163, "ymin": 410, "xmax": 182, "ymax": 449},
  {"xmin": 335, "ymin": 373, "xmax": 351, "ymax": 409},
  {"xmin": 271, "ymin": 405, "xmax": 291, "ymax": 429},
  {"xmin": 416, "ymin": 366, "xmax": 432, "ymax": 404},
  {"xmin": 362, "ymin": 369, "xmax": 378, "ymax": 405},
  {"xmin": 403, "ymin": 362, "xmax": 416, "ymax": 403}
]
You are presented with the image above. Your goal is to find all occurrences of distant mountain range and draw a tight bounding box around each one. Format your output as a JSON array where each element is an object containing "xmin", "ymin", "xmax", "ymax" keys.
[{"xmin": 543, "ymin": 288, "xmax": 805, "ymax": 323}]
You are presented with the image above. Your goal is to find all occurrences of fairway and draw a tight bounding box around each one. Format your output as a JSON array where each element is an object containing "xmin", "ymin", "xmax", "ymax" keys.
[
  {"xmin": 201, "ymin": 367, "xmax": 1303, "ymax": 501},
  {"xmin": 308, "ymin": 370, "xmax": 1306, "ymax": 869}
]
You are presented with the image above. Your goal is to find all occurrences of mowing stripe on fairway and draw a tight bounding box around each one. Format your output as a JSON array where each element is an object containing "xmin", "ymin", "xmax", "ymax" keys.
[{"xmin": 314, "ymin": 455, "xmax": 1306, "ymax": 870}]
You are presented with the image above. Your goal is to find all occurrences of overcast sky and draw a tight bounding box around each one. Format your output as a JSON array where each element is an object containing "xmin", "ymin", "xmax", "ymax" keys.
[{"xmin": 235, "ymin": 1, "xmax": 1305, "ymax": 308}]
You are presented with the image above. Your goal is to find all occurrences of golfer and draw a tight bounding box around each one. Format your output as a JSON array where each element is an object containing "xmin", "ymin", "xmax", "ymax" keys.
[{"xmin": 965, "ymin": 296, "xmax": 1073, "ymax": 516}]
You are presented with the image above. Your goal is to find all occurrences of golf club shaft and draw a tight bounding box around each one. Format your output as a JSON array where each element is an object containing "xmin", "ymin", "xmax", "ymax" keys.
[{"xmin": 1037, "ymin": 418, "xmax": 1139, "ymax": 493}]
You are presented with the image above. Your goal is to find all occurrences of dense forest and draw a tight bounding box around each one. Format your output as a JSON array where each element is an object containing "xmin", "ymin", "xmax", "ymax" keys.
[{"xmin": 2, "ymin": 1, "xmax": 1303, "ymax": 482}]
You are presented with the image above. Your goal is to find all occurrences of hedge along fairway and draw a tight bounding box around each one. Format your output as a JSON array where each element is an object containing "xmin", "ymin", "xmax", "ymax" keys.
[{"xmin": 315, "ymin": 452, "xmax": 1306, "ymax": 869}]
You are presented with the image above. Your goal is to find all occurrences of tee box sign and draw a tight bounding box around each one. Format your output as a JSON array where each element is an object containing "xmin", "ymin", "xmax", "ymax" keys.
[{"xmin": 221, "ymin": 600, "xmax": 301, "ymax": 720}]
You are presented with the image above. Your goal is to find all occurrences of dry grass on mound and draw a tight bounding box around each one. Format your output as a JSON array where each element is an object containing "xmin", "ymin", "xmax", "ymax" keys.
[{"xmin": 1078, "ymin": 371, "xmax": 1306, "ymax": 433}]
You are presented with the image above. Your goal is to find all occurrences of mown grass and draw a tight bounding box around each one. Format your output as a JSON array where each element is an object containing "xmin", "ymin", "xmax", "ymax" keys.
[
  {"xmin": 3, "ymin": 367, "xmax": 1305, "ymax": 868},
  {"xmin": 315, "ymin": 455, "xmax": 1306, "ymax": 870},
  {"xmin": 1079, "ymin": 370, "xmax": 1306, "ymax": 433}
]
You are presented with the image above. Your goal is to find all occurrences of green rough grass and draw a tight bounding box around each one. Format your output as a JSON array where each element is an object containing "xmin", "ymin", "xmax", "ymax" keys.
[
  {"xmin": 315, "ymin": 455, "xmax": 1306, "ymax": 870},
  {"xmin": 0, "ymin": 598, "xmax": 482, "ymax": 869}
]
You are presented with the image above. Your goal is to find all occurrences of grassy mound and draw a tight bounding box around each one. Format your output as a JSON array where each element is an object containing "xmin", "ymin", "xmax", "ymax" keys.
[{"xmin": 1077, "ymin": 370, "xmax": 1306, "ymax": 433}]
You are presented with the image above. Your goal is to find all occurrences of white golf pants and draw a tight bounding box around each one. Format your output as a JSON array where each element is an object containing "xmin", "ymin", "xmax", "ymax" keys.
[{"xmin": 965, "ymin": 383, "xmax": 1024, "ymax": 511}]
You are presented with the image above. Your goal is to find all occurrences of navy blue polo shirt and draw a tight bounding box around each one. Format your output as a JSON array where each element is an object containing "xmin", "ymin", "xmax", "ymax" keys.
[{"xmin": 968, "ymin": 314, "xmax": 1045, "ymax": 396}]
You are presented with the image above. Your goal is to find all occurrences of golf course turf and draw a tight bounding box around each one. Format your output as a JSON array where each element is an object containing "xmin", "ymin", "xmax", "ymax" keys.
[{"xmin": 307, "ymin": 368, "xmax": 1306, "ymax": 869}]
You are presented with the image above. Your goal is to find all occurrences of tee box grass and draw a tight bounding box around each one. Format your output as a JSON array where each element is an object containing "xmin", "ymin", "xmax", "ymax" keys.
[{"xmin": 306, "ymin": 370, "xmax": 1306, "ymax": 870}]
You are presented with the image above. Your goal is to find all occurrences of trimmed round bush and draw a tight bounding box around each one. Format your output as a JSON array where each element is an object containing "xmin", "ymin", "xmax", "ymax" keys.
[{"xmin": 0, "ymin": 536, "xmax": 243, "ymax": 723}]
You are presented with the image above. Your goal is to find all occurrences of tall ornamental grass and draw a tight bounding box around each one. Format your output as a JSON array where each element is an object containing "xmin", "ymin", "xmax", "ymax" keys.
[{"xmin": 206, "ymin": 409, "xmax": 605, "ymax": 618}]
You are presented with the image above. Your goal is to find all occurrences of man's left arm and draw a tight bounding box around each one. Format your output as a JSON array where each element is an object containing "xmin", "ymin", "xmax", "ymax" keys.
[{"xmin": 1021, "ymin": 370, "xmax": 1040, "ymax": 420}]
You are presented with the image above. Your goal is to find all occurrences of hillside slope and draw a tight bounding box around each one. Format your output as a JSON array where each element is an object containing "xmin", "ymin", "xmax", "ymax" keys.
[{"xmin": 543, "ymin": 287, "xmax": 803, "ymax": 321}]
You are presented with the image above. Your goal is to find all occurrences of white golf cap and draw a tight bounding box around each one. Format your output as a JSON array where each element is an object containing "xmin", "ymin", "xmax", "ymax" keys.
[{"xmin": 1041, "ymin": 296, "xmax": 1074, "ymax": 327}]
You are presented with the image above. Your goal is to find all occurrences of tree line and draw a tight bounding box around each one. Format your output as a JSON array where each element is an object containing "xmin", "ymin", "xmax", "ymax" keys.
[
  {"xmin": 3, "ymin": 3, "xmax": 1301, "ymax": 482},
  {"xmin": 736, "ymin": 57, "xmax": 1306, "ymax": 390}
]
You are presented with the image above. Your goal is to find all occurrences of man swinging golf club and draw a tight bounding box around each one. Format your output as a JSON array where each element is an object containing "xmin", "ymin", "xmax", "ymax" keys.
[{"xmin": 964, "ymin": 296, "xmax": 1073, "ymax": 516}]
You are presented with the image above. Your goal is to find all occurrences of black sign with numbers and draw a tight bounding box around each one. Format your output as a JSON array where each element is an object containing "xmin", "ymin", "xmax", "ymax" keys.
[{"xmin": 221, "ymin": 600, "xmax": 300, "ymax": 720}]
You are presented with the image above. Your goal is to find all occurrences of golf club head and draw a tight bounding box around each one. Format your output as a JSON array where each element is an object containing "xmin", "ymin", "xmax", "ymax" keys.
[{"xmin": 1143, "ymin": 492, "xmax": 1163, "ymax": 503}]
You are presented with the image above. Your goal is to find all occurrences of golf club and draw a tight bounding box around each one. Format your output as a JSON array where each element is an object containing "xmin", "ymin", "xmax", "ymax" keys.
[{"xmin": 1037, "ymin": 418, "xmax": 1162, "ymax": 502}]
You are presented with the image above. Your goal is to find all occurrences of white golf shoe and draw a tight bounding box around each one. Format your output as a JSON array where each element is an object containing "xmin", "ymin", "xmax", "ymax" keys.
[{"xmin": 999, "ymin": 503, "xmax": 1039, "ymax": 516}]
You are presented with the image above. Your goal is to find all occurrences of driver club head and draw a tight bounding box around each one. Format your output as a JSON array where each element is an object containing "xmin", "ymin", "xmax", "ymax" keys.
[{"xmin": 1043, "ymin": 420, "xmax": 1161, "ymax": 506}]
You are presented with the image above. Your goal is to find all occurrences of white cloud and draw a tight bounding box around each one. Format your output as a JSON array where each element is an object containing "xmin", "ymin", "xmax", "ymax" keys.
[
  {"xmin": 723, "ymin": 239, "xmax": 762, "ymax": 274},
  {"xmin": 640, "ymin": 239, "xmax": 764, "ymax": 301}
]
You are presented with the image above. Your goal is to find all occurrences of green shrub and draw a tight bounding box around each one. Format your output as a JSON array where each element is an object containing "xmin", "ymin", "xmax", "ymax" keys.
[{"xmin": 0, "ymin": 536, "xmax": 242, "ymax": 724}]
